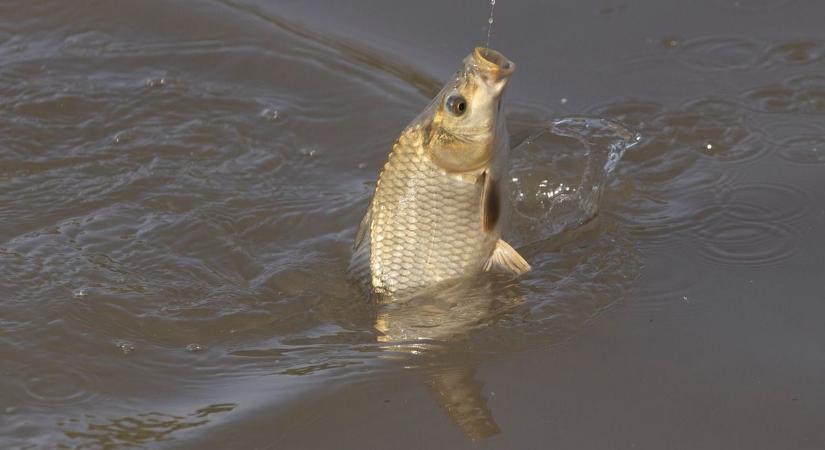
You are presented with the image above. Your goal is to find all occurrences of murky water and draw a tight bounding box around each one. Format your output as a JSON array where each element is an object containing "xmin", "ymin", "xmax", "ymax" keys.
[{"xmin": 2, "ymin": 0, "xmax": 824, "ymax": 448}]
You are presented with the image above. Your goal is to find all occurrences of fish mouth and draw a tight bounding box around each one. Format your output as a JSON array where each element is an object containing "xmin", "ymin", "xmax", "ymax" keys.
[{"xmin": 472, "ymin": 47, "xmax": 515, "ymax": 81}]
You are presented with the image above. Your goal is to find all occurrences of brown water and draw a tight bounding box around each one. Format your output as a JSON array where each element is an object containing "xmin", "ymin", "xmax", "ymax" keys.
[{"xmin": 2, "ymin": 0, "xmax": 824, "ymax": 448}]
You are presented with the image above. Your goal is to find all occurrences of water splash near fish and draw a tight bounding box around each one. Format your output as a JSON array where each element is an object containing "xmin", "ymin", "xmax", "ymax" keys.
[{"xmin": 509, "ymin": 117, "xmax": 641, "ymax": 245}]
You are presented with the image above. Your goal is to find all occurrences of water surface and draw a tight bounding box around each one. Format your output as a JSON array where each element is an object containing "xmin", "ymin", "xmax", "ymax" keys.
[{"xmin": 1, "ymin": 0, "xmax": 824, "ymax": 448}]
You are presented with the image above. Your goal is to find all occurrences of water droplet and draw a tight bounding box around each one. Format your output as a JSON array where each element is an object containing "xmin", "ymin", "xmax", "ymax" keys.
[
  {"xmin": 485, "ymin": 0, "xmax": 497, "ymax": 49},
  {"xmin": 560, "ymin": 98, "xmax": 568, "ymax": 104},
  {"xmin": 186, "ymin": 343, "xmax": 205, "ymax": 353},
  {"xmin": 299, "ymin": 147, "xmax": 320, "ymax": 157}
]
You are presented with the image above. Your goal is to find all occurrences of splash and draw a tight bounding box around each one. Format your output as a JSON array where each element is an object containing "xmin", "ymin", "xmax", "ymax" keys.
[{"xmin": 509, "ymin": 117, "xmax": 640, "ymax": 244}]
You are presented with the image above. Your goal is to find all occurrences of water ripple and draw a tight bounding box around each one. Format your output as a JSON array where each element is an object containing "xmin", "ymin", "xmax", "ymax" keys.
[
  {"xmin": 692, "ymin": 217, "xmax": 800, "ymax": 266},
  {"xmin": 670, "ymin": 35, "xmax": 768, "ymax": 72},
  {"xmin": 744, "ymin": 73, "xmax": 825, "ymax": 115}
]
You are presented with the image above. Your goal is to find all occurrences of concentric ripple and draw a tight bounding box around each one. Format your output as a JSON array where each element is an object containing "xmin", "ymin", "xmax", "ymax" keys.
[
  {"xmin": 687, "ymin": 180, "xmax": 810, "ymax": 266},
  {"xmin": 692, "ymin": 217, "xmax": 800, "ymax": 266},
  {"xmin": 23, "ymin": 370, "xmax": 94, "ymax": 405},
  {"xmin": 670, "ymin": 35, "xmax": 768, "ymax": 72}
]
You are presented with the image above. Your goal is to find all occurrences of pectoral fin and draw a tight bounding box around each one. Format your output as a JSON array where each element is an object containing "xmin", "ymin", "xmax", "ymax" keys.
[
  {"xmin": 354, "ymin": 204, "xmax": 372, "ymax": 251},
  {"xmin": 483, "ymin": 239, "xmax": 530, "ymax": 275},
  {"xmin": 479, "ymin": 171, "xmax": 500, "ymax": 233},
  {"xmin": 349, "ymin": 205, "xmax": 372, "ymax": 283}
]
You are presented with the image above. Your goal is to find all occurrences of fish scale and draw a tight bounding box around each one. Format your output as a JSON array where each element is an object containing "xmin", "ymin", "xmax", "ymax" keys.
[{"xmin": 371, "ymin": 135, "xmax": 494, "ymax": 294}]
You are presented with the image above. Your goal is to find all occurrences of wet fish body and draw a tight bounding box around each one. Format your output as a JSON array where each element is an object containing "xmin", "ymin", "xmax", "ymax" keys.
[{"xmin": 353, "ymin": 48, "xmax": 529, "ymax": 295}]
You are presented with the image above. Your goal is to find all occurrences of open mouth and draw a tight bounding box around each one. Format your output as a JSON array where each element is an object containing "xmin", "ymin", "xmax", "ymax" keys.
[{"xmin": 474, "ymin": 47, "xmax": 515, "ymax": 75}]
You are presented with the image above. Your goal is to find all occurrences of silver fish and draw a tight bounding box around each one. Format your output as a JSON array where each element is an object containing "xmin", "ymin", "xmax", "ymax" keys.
[{"xmin": 353, "ymin": 47, "xmax": 529, "ymax": 295}]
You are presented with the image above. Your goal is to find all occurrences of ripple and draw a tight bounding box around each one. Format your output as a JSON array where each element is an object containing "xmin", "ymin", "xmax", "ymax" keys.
[
  {"xmin": 589, "ymin": 96, "xmax": 772, "ymax": 244},
  {"xmin": 714, "ymin": 182, "xmax": 813, "ymax": 225},
  {"xmin": 24, "ymin": 371, "xmax": 93, "ymax": 404},
  {"xmin": 671, "ymin": 35, "xmax": 768, "ymax": 72},
  {"xmin": 473, "ymin": 218, "xmax": 642, "ymax": 350},
  {"xmin": 761, "ymin": 119, "xmax": 825, "ymax": 164},
  {"xmin": 57, "ymin": 404, "xmax": 237, "ymax": 449},
  {"xmin": 778, "ymin": 135, "xmax": 825, "ymax": 164},
  {"xmin": 713, "ymin": 0, "xmax": 798, "ymax": 11},
  {"xmin": 685, "ymin": 180, "xmax": 809, "ymax": 267},
  {"xmin": 765, "ymin": 39, "xmax": 825, "ymax": 66},
  {"xmin": 744, "ymin": 73, "xmax": 825, "ymax": 115},
  {"xmin": 692, "ymin": 218, "xmax": 800, "ymax": 266},
  {"xmin": 661, "ymin": 97, "xmax": 769, "ymax": 162}
]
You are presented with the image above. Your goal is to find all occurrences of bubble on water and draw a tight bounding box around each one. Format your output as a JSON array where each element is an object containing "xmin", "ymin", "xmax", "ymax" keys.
[
  {"xmin": 260, "ymin": 107, "xmax": 279, "ymax": 121},
  {"xmin": 185, "ymin": 343, "xmax": 205, "ymax": 353},
  {"xmin": 116, "ymin": 341, "xmax": 135, "ymax": 355},
  {"xmin": 72, "ymin": 288, "xmax": 88, "ymax": 298}
]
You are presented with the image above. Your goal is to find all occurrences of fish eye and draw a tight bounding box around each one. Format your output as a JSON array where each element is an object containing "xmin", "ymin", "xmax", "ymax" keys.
[{"xmin": 446, "ymin": 95, "xmax": 467, "ymax": 116}]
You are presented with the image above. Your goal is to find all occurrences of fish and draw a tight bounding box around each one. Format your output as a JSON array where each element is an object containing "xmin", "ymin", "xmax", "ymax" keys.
[{"xmin": 352, "ymin": 47, "xmax": 530, "ymax": 295}]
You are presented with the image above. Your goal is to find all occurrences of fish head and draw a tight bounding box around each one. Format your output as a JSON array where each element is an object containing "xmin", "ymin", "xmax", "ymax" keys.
[{"xmin": 425, "ymin": 47, "xmax": 515, "ymax": 172}]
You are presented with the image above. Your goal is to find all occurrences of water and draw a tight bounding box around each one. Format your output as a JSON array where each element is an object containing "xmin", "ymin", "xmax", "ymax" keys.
[{"xmin": 2, "ymin": 0, "xmax": 825, "ymax": 448}]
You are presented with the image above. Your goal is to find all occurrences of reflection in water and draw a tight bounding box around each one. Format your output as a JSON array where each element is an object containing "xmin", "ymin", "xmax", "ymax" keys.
[
  {"xmin": 369, "ymin": 118, "xmax": 638, "ymax": 439},
  {"xmin": 373, "ymin": 276, "xmax": 522, "ymax": 439},
  {"xmin": 428, "ymin": 363, "xmax": 499, "ymax": 440},
  {"xmin": 59, "ymin": 404, "xmax": 236, "ymax": 449}
]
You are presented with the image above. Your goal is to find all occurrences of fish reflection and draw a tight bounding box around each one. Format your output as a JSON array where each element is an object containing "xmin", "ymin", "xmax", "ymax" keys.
[{"xmin": 373, "ymin": 276, "xmax": 522, "ymax": 440}]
